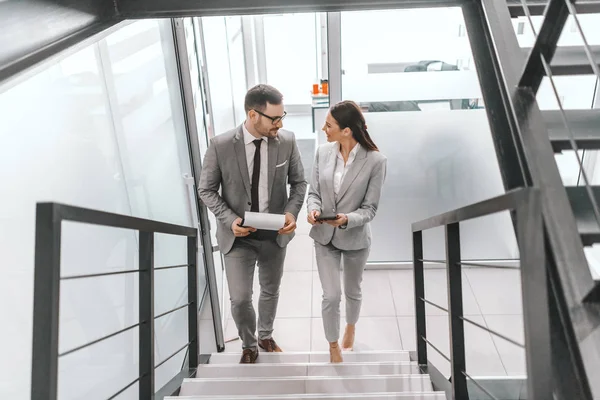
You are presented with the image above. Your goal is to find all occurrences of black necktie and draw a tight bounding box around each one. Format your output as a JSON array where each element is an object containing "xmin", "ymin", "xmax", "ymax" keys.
[{"xmin": 251, "ymin": 139, "xmax": 262, "ymax": 212}]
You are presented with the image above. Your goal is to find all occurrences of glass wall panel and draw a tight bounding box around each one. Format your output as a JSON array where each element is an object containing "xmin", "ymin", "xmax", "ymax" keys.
[
  {"xmin": 365, "ymin": 110, "xmax": 518, "ymax": 262},
  {"xmin": 0, "ymin": 18, "xmax": 206, "ymax": 399}
]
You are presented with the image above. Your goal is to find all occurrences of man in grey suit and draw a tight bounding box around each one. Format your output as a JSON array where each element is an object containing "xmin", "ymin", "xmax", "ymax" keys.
[{"xmin": 198, "ymin": 84, "xmax": 307, "ymax": 364}]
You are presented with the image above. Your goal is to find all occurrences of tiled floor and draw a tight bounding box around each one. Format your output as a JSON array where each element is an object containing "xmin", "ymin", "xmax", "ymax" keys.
[{"xmin": 212, "ymin": 207, "xmax": 526, "ymax": 378}]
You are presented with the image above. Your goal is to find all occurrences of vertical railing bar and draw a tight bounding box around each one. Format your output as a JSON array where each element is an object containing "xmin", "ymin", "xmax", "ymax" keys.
[
  {"xmin": 446, "ymin": 222, "xmax": 468, "ymax": 399},
  {"xmin": 139, "ymin": 231, "xmax": 155, "ymax": 399},
  {"xmin": 188, "ymin": 235, "xmax": 199, "ymax": 370},
  {"xmin": 413, "ymin": 230, "xmax": 427, "ymax": 369},
  {"xmin": 31, "ymin": 203, "xmax": 61, "ymax": 400},
  {"xmin": 517, "ymin": 189, "xmax": 553, "ymax": 399}
]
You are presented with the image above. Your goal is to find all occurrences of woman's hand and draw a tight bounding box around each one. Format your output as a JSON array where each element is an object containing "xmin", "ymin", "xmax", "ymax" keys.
[
  {"xmin": 307, "ymin": 210, "xmax": 321, "ymax": 225},
  {"xmin": 325, "ymin": 213, "xmax": 348, "ymax": 228}
]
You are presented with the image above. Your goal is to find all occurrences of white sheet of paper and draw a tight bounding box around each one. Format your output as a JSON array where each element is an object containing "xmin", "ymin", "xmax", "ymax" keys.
[{"xmin": 242, "ymin": 212, "xmax": 285, "ymax": 231}]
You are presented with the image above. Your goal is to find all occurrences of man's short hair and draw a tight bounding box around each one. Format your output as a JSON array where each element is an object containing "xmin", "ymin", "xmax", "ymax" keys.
[{"xmin": 244, "ymin": 84, "xmax": 283, "ymax": 114}]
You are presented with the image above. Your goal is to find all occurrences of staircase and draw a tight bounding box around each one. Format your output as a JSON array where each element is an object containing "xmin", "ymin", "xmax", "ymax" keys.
[{"xmin": 166, "ymin": 351, "xmax": 445, "ymax": 399}]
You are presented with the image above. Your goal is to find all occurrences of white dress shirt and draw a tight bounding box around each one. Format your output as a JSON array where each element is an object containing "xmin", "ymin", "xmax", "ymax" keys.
[
  {"xmin": 333, "ymin": 142, "xmax": 360, "ymax": 197},
  {"xmin": 243, "ymin": 124, "xmax": 269, "ymax": 213}
]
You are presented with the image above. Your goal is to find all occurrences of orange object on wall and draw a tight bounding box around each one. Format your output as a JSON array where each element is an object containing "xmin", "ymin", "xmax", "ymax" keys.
[
  {"xmin": 312, "ymin": 84, "xmax": 320, "ymax": 95},
  {"xmin": 321, "ymin": 82, "xmax": 329, "ymax": 95}
]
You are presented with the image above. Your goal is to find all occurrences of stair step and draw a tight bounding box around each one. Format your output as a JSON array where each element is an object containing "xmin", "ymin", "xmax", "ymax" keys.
[
  {"xmin": 170, "ymin": 392, "xmax": 445, "ymax": 400},
  {"xmin": 208, "ymin": 351, "xmax": 411, "ymax": 365},
  {"xmin": 566, "ymin": 186, "xmax": 600, "ymax": 245},
  {"xmin": 196, "ymin": 361, "xmax": 419, "ymax": 378},
  {"xmin": 545, "ymin": 109, "xmax": 600, "ymax": 153},
  {"xmin": 521, "ymin": 45, "xmax": 600, "ymax": 76},
  {"xmin": 179, "ymin": 375, "xmax": 433, "ymax": 397}
]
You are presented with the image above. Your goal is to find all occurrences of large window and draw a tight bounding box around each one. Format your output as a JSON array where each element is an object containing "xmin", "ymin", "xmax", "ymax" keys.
[{"xmin": 0, "ymin": 19, "xmax": 204, "ymax": 399}]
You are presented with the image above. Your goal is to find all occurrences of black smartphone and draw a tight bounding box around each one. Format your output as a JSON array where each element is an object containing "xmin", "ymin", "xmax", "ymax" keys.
[{"xmin": 316, "ymin": 214, "xmax": 338, "ymax": 221}]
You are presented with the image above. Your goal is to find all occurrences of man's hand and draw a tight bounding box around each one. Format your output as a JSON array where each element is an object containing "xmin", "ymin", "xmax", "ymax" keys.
[
  {"xmin": 307, "ymin": 210, "xmax": 321, "ymax": 226},
  {"xmin": 325, "ymin": 213, "xmax": 348, "ymax": 228},
  {"xmin": 278, "ymin": 212, "xmax": 297, "ymax": 235},
  {"xmin": 231, "ymin": 217, "xmax": 256, "ymax": 237}
]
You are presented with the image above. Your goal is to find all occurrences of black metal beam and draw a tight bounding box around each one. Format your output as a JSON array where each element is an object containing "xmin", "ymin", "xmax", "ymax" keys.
[
  {"xmin": 518, "ymin": 0, "xmax": 571, "ymax": 92},
  {"xmin": 516, "ymin": 190, "xmax": 553, "ymax": 400},
  {"xmin": 476, "ymin": 0, "xmax": 600, "ymax": 396},
  {"xmin": 412, "ymin": 231, "xmax": 427, "ymax": 369},
  {"xmin": 445, "ymin": 223, "xmax": 468, "ymax": 400},
  {"xmin": 139, "ymin": 231, "xmax": 155, "ymax": 399},
  {"xmin": 508, "ymin": 0, "xmax": 600, "ymax": 17},
  {"xmin": 462, "ymin": 0, "xmax": 531, "ymax": 194},
  {"xmin": 412, "ymin": 188, "xmax": 534, "ymax": 231},
  {"xmin": 31, "ymin": 204, "xmax": 62, "ymax": 400},
  {"xmin": 117, "ymin": 0, "xmax": 464, "ymax": 18},
  {"xmin": 0, "ymin": 0, "xmax": 121, "ymax": 84},
  {"xmin": 52, "ymin": 202, "xmax": 197, "ymax": 236}
]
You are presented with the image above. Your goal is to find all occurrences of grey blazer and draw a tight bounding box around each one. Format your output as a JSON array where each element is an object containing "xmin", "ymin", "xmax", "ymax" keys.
[
  {"xmin": 198, "ymin": 126, "xmax": 307, "ymax": 254},
  {"xmin": 307, "ymin": 142, "xmax": 387, "ymax": 251}
]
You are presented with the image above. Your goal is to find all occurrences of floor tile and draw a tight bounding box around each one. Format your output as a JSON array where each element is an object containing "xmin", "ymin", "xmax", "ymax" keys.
[
  {"xmin": 277, "ymin": 271, "xmax": 313, "ymax": 318},
  {"xmin": 271, "ymin": 318, "xmax": 312, "ymax": 352},
  {"xmin": 284, "ymin": 235, "xmax": 314, "ymax": 271},
  {"xmin": 389, "ymin": 270, "xmax": 416, "ymax": 317},
  {"xmin": 484, "ymin": 315, "xmax": 526, "ymax": 376},
  {"xmin": 359, "ymin": 271, "xmax": 397, "ymax": 317},
  {"xmin": 312, "ymin": 270, "xmax": 395, "ymax": 318},
  {"xmin": 465, "ymin": 268, "xmax": 523, "ymax": 315},
  {"xmin": 311, "ymin": 317, "xmax": 402, "ymax": 352},
  {"xmin": 397, "ymin": 316, "xmax": 417, "ymax": 351}
]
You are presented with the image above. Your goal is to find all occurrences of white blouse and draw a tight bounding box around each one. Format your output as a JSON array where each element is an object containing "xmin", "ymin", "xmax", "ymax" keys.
[{"xmin": 333, "ymin": 142, "xmax": 360, "ymax": 196}]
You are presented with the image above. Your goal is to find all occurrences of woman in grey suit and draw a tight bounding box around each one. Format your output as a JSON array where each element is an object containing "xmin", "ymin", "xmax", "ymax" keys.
[{"xmin": 307, "ymin": 100, "xmax": 387, "ymax": 363}]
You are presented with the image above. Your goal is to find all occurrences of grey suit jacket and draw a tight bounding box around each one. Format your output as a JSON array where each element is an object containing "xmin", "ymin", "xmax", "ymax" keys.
[
  {"xmin": 307, "ymin": 142, "xmax": 387, "ymax": 251},
  {"xmin": 198, "ymin": 125, "xmax": 307, "ymax": 254}
]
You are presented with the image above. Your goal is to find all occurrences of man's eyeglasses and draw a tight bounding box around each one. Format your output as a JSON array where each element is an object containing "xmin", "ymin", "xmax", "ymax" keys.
[{"xmin": 253, "ymin": 109, "xmax": 287, "ymax": 125}]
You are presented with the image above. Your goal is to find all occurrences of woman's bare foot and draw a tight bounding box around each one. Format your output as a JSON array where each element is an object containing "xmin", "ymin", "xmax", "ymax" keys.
[
  {"xmin": 342, "ymin": 324, "xmax": 355, "ymax": 351},
  {"xmin": 329, "ymin": 342, "xmax": 343, "ymax": 363}
]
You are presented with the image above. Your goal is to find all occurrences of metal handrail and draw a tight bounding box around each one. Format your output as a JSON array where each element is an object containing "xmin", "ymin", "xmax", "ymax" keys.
[
  {"xmin": 412, "ymin": 187, "xmax": 551, "ymax": 399},
  {"xmin": 31, "ymin": 202, "xmax": 199, "ymax": 400}
]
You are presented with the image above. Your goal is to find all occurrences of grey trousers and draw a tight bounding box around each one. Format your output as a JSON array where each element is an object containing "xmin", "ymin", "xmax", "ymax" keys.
[
  {"xmin": 315, "ymin": 242, "xmax": 370, "ymax": 343},
  {"xmin": 223, "ymin": 237, "xmax": 286, "ymax": 350}
]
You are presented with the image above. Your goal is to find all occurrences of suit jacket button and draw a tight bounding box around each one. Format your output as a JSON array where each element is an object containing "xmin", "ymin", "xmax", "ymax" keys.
[{"xmin": 248, "ymin": 202, "xmax": 252, "ymax": 206}]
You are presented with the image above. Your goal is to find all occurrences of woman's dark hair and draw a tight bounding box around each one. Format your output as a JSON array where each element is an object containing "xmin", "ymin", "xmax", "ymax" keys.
[{"xmin": 329, "ymin": 100, "xmax": 379, "ymax": 151}]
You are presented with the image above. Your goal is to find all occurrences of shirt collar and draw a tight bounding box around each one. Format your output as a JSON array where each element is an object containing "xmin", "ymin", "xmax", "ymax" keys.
[{"xmin": 243, "ymin": 123, "xmax": 268, "ymax": 145}]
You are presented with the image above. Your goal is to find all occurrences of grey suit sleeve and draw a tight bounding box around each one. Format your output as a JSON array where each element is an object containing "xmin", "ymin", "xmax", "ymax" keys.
[
  {"xmin": 346, "ymin": 157, "xmax": 387, "ymax": 230},
  {"xmin": 306, "ymin": 149, "xmax": 322, "ymax": 213},
  {"xmin": 283, "ymin": 134, "xmax": 308, "ymax": 219},
  {"xmin": 198, "ymin": 138, "xmax": 239, "ymax": 229}
]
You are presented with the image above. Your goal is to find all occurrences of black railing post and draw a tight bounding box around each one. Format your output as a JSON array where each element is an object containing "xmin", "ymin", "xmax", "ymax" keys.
[
  {"xmin": 31, "ymin": 203, "xmax": 61, "ymax": 400},
  {"xmin": 413, "ymin": 230, "xmax": 427, "ymax": 368},
  {"xmin": 446, "ymin": 222, "xmax": 468, "ymax": 399},
  {"xmin": 187, "ymin": 235, "xmax": 199, "ymax": 369},
  {"xmin": 139, "ymin": 231, "xmax": 155, "ymax": 399},
  {"xmin": 517, "ymin": 190, "xmax": 553, "ymax": 399}
]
